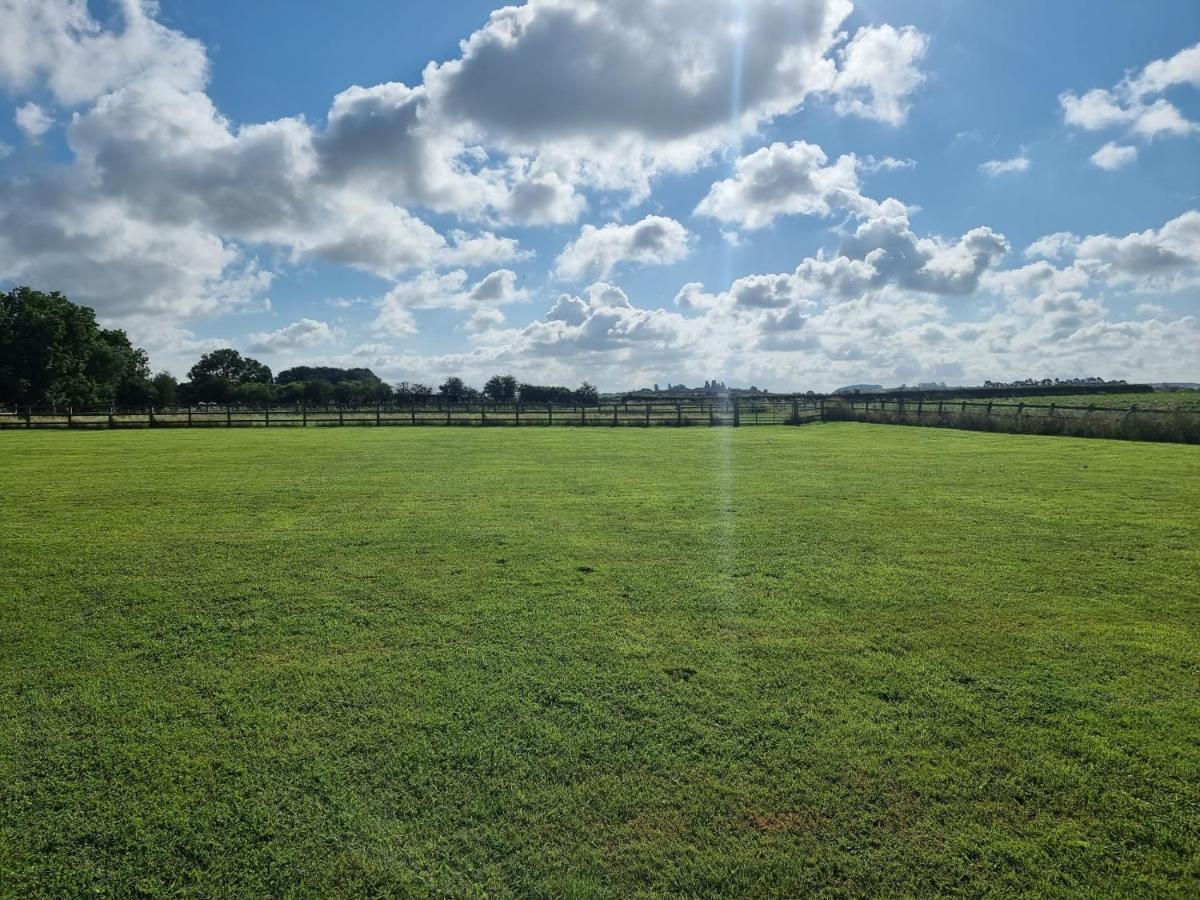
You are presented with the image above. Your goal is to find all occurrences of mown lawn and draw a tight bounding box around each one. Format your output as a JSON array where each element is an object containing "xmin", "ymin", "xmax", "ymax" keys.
[{"xmin": 1, "ymin": 424, "xmax": 1197, "ymax": 897}]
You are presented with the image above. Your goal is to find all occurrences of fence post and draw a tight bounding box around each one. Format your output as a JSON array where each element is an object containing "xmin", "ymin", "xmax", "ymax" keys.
[
  {"xmin": 708, "ymin": 403, "xmax": 714, "ymax": 426},
  {"xmin": 377, "ymin": 404, "xmax": 382, "ymax": 426},
  {"xmin": 820, "ymin": 399, "xmax": 826, "ymax": 422},
  {"xmin": 791, "ymin": 398, "xmax": 799, "ymax": 423},
  {"xmin": 108, "ymin": 410, "xmax": 115, "ymax": 428},
  {"xmin": 548, "ymin": 405, "xmax": 553, "ymax": 426},
  {"xmin": 410, "ymin": 403, "xmax": 416, "ymax": 426},
  {"xmin": 187, "ymin": 405, "xmax": 193, "ymax": 427},
  {"xmin": 481, "ymin": 403, "xmax": 486, "ymax": 426},
  {"xmin": 515, "ymin": 403, "xmax": 521, "ymax": 427},
  {"xmin": 339, "ymin": 406, "xmax": 345, "ymax": 426},
  {"xmin": 581, "ymin": 405, "xmax": 586, "ymax": 426},
  {"xmin": 67, "ymin": 407, "xmax": 73, "ymax": 428},
  {"xmin": 265, "ymin": 406, "xmax": 270, "ymax": 428},
  {"xmin": 227, "ymin": 405, "xmax": 232, "ymax": 427},
  {"xmin": 446, "ymin": 405, "xmax": 451, "ymax": 426},
  {"xmin": 26, "ymin": 406, "xmax": 32, "ymax": 429},
  {"xmin": 302, "ymin": 404, "xmax": 307, "ymax": 427},
  {"xmin": 677, "ymin": 403, "xmax": 683, "ymax": 427},
  {"xmin": 916, "ymin": 399, "xmax": 923, "ymax": 420},
  {"xmin": 612, "ymin": 404, "xmax": 618, "ymax": 426},
  {"xmin": 733, "ymin": 398, "xmax": 741, "ymax": 427},
  {"xmin": 645, "ymin": 403, "xmax": 651, "ymax": 427}
]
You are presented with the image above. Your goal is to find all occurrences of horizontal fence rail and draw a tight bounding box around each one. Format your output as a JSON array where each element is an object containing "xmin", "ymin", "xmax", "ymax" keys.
[
  {"xmin": 0, "ymin": 398, "xmax": 824, "ymax": 430},
  {"xmin": 3, "ymin": 397, "xmax": 1196, "ymax": 443},
  {"xmin": 825, "ymin": 398, "xmax": 1200, "ymax": 444}
]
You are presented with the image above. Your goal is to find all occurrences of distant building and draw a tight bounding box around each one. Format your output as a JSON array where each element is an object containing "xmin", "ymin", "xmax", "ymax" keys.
[{"xmin": 834, "ymin": 384, "xmax": 884, "ymax": 394}]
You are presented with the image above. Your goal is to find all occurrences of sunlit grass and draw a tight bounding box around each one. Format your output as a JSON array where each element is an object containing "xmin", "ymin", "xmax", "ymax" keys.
[{"xmin": 1, "ymin": 425, "xmax": 1197, "ymax": 896}]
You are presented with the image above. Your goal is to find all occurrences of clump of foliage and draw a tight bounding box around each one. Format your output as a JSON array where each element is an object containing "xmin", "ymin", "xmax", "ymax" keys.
[{"xmin": 0, "ymin": 287, "xmax": 151, "ymax": 408}]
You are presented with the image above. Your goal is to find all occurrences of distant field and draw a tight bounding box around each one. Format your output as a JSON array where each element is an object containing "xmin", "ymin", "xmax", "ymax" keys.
[
  {"xmin": 961, "ymin": 391, "xmax": 1200, "ymax": 409},
  {"xmin": 1, "ymin": 426, "xmax": 1197, "ymax": 897}
]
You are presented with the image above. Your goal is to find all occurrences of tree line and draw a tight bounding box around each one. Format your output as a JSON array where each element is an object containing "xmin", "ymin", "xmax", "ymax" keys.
[{"xmin": 1, "ymin": 287, "xmax": 599, "ymax": 409}]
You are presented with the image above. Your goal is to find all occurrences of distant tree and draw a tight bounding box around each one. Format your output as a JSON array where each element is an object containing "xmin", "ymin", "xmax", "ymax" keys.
[
  {"xmin": 235, "ymin": 381, "xmax": 274, "ymax": 406},
  {"xmin": 519, "ymin": 383, "xmax": 575, "ymax": 404},
  {"xmin": 187, "ymin": 349, "xmax": 272, "ymax": 386},
  {"xmin": 439, "ymin": 376, "xmax": 468, "ymax": 403},
  {"xmin": 575, "ymin": 382, "xmax": 600, "ymax": 405},
  {"xmin": 395, "ymin": 381, "xmax": 434, "ymax": 405},
  {"xmin": 333, "ymin": 380, "xmax": 359, "ymax": 405},
  {"xmin": 276, "ymin": 366, "xmax": 381, "ymax": 386},
  {"xmin": 303, "ymin": 381, "xmax": 333, "ymax": 405},
  {"xmin": 150, "ymin": 371, "xmax": 178, "ymax": 407},
  {"xmin": 277, "ymin": 382, "xmax": 306, "ymax": 404},
  {"xmin": 483, "ymin": 374, "xmax": 519, "ymax": 402},
  {"xmin": 183, "ymin": 349, "xmax": 271, "ymax": 403},
  {"xmin": 0, "ymin": 287, "xmax": 150, "ymax": 408}
]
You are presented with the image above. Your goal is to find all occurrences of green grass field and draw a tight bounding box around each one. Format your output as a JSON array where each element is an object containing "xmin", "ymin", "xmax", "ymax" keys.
[
  {"xmin": 2, "ymin": 425, "xmax": 1197, "ymax": 897},
  {"xmin": 965, "ymin": 391, "xmax": 1200, "ymax": 409}
]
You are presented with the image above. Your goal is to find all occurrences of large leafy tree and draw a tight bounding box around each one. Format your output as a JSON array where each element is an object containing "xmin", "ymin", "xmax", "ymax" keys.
[
  {"xmin": 483, "ymin": 374, "xmax": 518, "ymax": 402},
  {"xmin": 438, "ymin": 376, "xmax": 468, "ymax": 403},
  {"xmin": 276, "ymin": 366, "xmax": 381, "ymax": 385},
  {"xmin": 0, "ymin": 287, "xmax": 150, "ymax": 407},
  {"xmin": 187, "ymin": 348, "xmax": 272, "ymax": 385},
  {"xmin": 184, "ymin": 348, "xmax": 272, "ymax": 403}
]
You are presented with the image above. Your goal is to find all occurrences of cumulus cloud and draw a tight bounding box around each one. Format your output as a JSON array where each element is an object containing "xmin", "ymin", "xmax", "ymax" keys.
[
  {"xmin": 979, "ymin": 156, "xmax": 1030, "ymax": 177},
  {"xmin": 695, "ymin": 141, "xmax": 873, "ymax": 229},
  {"xmin": 421, "ymin": 0, "xmax": 927, "ymax": 196},
  {"xmin": 0, "ymin": 0, "xmax": 208, "ymax": 105},
  {"xmin": 1073, "ymin": 210, "xmax": 1200, "ymax": 285},
  {"xmin": 1025, "ymin": 232, "xmax": 1079, "ymax": 261},
  {"xmin": 555, "ymin": 215, "xmax": 691, "ymax": 281},
  {"xmin": 1060, "ymin": 42, "xmax": 1200, "ymax": 146},
  {"xmin": 14, "ymin": 101, "xmax": 52, "ymax": 141},
  {"xmin": 248, "ymin": 318, "xmax": 343, "ymax": 353},
  {"xmin": 373, "ymin": 269, "xmax": 529, "ymax": 336},
  {"xmin": 1089, "ymin": 142, "xmax": 1138, "ymax": 171},
  {"xmin": 830, "ymin": 24, "xmax": 929, "ymax": 125}
]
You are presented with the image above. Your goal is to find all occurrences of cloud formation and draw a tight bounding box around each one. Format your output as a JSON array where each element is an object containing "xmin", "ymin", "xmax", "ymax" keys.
[
  {"xmin": 695, "ymin": 141, "xmax": 876, "ymax": 229},
  {"xmin": 1060, "ymin": 41, "xmax": 1200, "ymax": 157},
  {"xmin": 555, "ymin": 216, "xmax": 691, "ymax": 281},
  {"xmin": 979, "ymin": 156, "xmax": 1031, "ymax": 177}
]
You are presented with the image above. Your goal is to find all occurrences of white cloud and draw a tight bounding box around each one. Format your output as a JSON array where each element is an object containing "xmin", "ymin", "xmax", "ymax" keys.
[
  {"xmin": 248, "ymin": 319, "xmax": 343, "ymax": 353},
  {"xmin": 1060, "ymin": 42, "xmax": 1200, "ymax": 146},
  {"xmin": 373, "ymin": 269, "xmax": 529, "ymax": 336},
  {"xmin": 0, "ymin": 0, "xmax": 208, "ymax": 105},
  {"xmin": 695, "ymin": 141, "xmax": 871, "ymax": 230},
  {"xmin": 979, "ymin": 156, "xmax": 1030, "ymax": 177},
  {"xmin": 1089, "ymin": 142, "xmax": 1138, "ymax": 171},
  {"xmin": 862, "ymin": 155, "xmax": 916, "ymax": 172},
  {"xmin": 1025, "ymin": 232, "xmax": 1079, "ymax": 261},
  {"xmin": 14, "ymin": 101, "xmax": 52, "ymax": 141},
  {"xmin": 436, "ymin": 230, "xmax": 531, "ymax": 269},
  {"xmin": 830, "ymin": 24, "xmax": 929, "ymax": 125},
  {"xmin": 555, "ymin": 215, "xmax": 691, "ymax": 281},
  {"xmin": 1125, "ymin": 43, "xmax": 1200, "ymax": 98},
  {"xmin": 420, "ymin": 0, "xmax": 926, "ymax": 197}
]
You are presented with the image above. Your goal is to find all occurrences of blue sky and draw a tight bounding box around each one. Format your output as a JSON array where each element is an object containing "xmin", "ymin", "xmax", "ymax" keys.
[{"xmin": 1, "ymin": 0, "xmax": 1197, "ymax": 390}]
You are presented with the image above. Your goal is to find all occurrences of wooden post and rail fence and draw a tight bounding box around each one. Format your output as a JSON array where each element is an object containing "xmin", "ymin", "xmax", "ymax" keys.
[{"xmin": 2, "ymin": 396, "xmax": 1196, "ymax": 442}]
